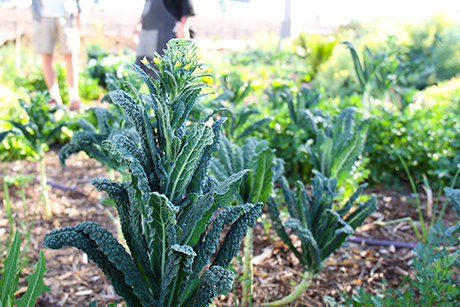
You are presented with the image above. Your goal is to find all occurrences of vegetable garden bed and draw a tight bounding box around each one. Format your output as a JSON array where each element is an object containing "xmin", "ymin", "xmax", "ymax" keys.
[
  {"xmin": 1, "ymin": 148, "xmax": 456, "ymax": 306},
  {"xmin": 1, "ymin": 14, "xmax": 460, "ymax": 306}
]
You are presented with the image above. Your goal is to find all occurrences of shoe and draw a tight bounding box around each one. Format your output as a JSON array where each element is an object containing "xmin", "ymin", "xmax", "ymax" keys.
[
  {"xmin": 69, "ymin": 99, "xmax": 89, "ymax": 111},
  {"xmin": 48, "ymin": 99, "xmax": 58, "ymax": 106}
]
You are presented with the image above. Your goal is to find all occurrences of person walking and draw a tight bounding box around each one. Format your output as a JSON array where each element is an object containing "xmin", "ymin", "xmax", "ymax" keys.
[
  {"xmin": 132, "ymin": 0, "xmax": 195, "ymax": 77},
  {"xmin": 31, "ymin": 0, "xmax": 87, "ymax": 110}
]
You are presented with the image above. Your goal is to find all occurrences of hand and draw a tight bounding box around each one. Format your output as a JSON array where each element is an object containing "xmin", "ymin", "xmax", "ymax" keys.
[
  {"xmin": 132, "ymin": 22, "xmax": 142, "ymax": 45},
  {"xmin": 132, "ymin": 31, "xmax": 140, "ymax": 45},
  {"xmin": 176, "ymin": 25, "xmax": 190, "ymax": 39},
  {"xmin": 76, "ymin": 12, "xmax": 86, "ymax": 28}
]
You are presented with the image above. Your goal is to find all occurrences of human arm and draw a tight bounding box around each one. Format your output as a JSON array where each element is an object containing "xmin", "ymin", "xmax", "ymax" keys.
[
  {"xmin": 176, "ymin": 15, "xmax": 191, "ymax": 39},
  {"xmin": 75, "ymin": 0, "xmax": 86, "ymax": 28},
  {"xmin": 132, "ymin": 18, "xmax": 142, "ymax": 45}
]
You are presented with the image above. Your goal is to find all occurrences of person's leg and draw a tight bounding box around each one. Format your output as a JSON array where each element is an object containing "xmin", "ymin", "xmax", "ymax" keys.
[
  {"xmin": 33, "ymin": 18, "xmax": 62, "ymax": 104},
  {"xmin": 58, "ymin": 17, "xmax": 86, "ymax": 109},
  {"xmin": 63, "ymin": 53, "xmax": 80, "ymax": 102},
  {"xmin": 41, "ymin": 53, "xmax": 62, "ymax": 105}
]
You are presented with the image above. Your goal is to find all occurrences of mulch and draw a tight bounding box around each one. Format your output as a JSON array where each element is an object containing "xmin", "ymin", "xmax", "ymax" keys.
[{"xmin": 0, "ymin": 148, "xmax": 457, "ymax": 307}]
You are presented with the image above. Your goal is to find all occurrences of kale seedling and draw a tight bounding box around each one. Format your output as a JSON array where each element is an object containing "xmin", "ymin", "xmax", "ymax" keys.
[{"xmin": 267, "ymin": 173, "xmax": 377, "ymax": 306}]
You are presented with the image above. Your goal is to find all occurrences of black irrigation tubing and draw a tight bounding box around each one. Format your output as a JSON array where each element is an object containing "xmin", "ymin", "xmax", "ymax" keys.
[
  {"xmin": 347, "ymin": 236, "xmax": 417, "ymax": 249},
  {"xmin": 47, "ymin": 180, "xmax": 91, "ymax": 198},
  {"xmin": 33, "ymin": 178, "xmax": 90, "ymax": 199}
]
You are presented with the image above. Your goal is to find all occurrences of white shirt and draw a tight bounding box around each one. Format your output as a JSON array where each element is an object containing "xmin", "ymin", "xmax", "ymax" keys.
[{"xmin": 40, "ymin": 0, "xmax": 66, "ymax": 18}]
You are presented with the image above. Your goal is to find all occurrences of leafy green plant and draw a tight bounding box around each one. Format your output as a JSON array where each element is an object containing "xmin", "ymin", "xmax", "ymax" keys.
[
  {"xmin": 265, "ymin": 86, "xmax": 326, "ymax": 183},
  {"xmin": 0, "ymin": 230, "xmax": 51, "ymax": 307},
  {"xmin": 205, "ymin": 72, "xmax": 272, "ymax": 142},
  {"xmin": 343, "ymin": 42, "xmax": 386, "ymax": 117},
  {"xmin": 59, "ymin": 107, "xmax": 137, "ymax": 174},
  {"xmin": 326, "ymin": 188, "xmax": 460, "ymax": 307},
  {"xmin": 210, "ymin": 136, "xmax": 279, "ymax": 306},
  {"xmin": 295, "ymin": 33, "xmax": 337, "ymax": 76},
  {"xmin": 43, "ymin": 39, "xmax": 262, "ymax": 307},
  {"xmin": 306, "ymin": 106, "xmax": 368, "ymax": 188},
  {"xmin": 364, "ymin": 79, "xmax": 460, "ymax": 189},
  {"xmin": 1, "ymin": 97, "xmax": 71, "ymax": 218},
  {"xmin": 267, "ymin": 173, "xmax": 377, "ymax": 306},
  {"xmin": 2, "ymin": 173, "xmax": 36, "ymax": 251}
]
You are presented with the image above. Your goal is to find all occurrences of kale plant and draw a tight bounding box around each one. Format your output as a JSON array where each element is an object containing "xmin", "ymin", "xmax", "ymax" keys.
[
  {"xmin": 203, "ymin": 72, "xmax": 272, "ymax": 142},
  {"xmin": 267, "ymin": 173, "xmax": 377, "ymax": 306},
  {"xmin": 59, "ymin": 107, "xmax": 138, "ymax": 174},
  {"xmin": 266, "ymin": 86, "xmax": 327, "ymax": 183},
  {"xmin": 43, "ymin": 39, "xmax": 262, "ymax": 307},
  {"xmin": 0, "ymin": 98, "xmax": 71, "ymax": 218},
  {"xmin": 210, "ymin": 136, "xmax": 281, "ymax": 306},
  {"xmin": 306, "ymin": 106, "xmax": 367, "ymax": 188}
]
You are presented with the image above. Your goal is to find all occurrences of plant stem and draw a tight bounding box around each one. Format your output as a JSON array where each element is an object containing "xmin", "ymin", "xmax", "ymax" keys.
[
  {"xmin": 241, "ymin": 228, "xmax": 254, "ymax": 307},
  {"xmin": 362, "ymin": 88, "xmax": 372, "ymax": 119},
  {"xmin": 108, "ymin": 168, "xmax": 115, "ymax": 181},
  {"xmin": 437, "ymin": 166, "xmax": 460, "ymax": 222},
  {"xmin": 374, "ymin": 216, "xmax": 422, "ymax": 242},
  {"xmin": 431, "ymin": 183, "xmax": 444, "ymax": 227},
  {"xmin": 39, "ymin": 157, "xmax": 52, "ymax": 219},
  {"xmin": 265, "ymin": 270, "xmax": 313, "ymax": 307},
  {"xmin": 396, "ymin": 152, "xmax": 426, "ymax": 240},
  {"xmin": 3, "ymin": 169, "xmax": 16, "ymax": 239}
]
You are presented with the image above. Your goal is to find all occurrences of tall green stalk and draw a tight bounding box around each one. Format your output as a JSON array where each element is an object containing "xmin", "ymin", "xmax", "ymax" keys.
[
  {"xmin": 241, "ymin": 227, "xmax": 254, "ymax": 307},
  {"xmin": 437, "ymin": 165, "xmax": 460, "ymax": 222},
  {"xmin": 2, "ymin": 168, "xmax": 16, "ymax": 240},
  {"xmin": 396, "ymin": 152, "xmax": 427, "ymax": 240},
  {"xmin": 265, "ymin": 271, "xmax": 313, "ymax": 307},
  {"xmin": 38, "ymin": 156, "xmax": 52, "ymax": 219}
]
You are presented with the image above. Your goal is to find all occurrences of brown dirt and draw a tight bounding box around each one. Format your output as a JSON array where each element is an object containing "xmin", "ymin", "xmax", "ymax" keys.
[{"xmin": 1, "ymin": 147, "xmax": 456, "ymax": 307}]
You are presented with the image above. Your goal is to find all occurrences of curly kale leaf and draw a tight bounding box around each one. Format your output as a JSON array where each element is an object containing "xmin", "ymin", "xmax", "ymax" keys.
[
  {"xmin": 178, "ymin": 169, "xmax": 250, "ymax": 247},
  {"xmin": 191, "ymin": 203, "xmax": 250, "ymax": 279},
  {"xmin": 187, "ymin": 118, "xmax": 227, "ymax": 197},
  {"xmin": 90, "ymin": 178, "xmax": 157, "ymax": 290},
  {"xmin": 160, "ymin": 244, "xmax": 196, "ymax": 305},
  {"xmin": 445, "ymin": 188, "xmax": 460, "ymax": 219},
  {"xmin": 269, "ymin": 172, "xmax": 377, "ymax": 273},
  {"xmin": 109, "ymin": 89, "xmax": 160, "ymax": 189},
  {"xmin": 165, "ymin": 123, "xmax": 214, "ymax": 204},
  {"xmin": 145, "ymin": 192, "xmax": 179, "ymax": 281},
  {"xmin": 267, "ymin": 198, "xmax": 307, "ymax": 267},
  {"xmin": 212, "ymin": 202, "xmax": 262, "ymax": 268},
  {"xmin": 43, "ymin": 222, "xmax": 154, "ymax": 307},
  {"xmin": 210, "ymin": 136, "xmax": 275, "ymax": 204},
  {"xmin": 187, "ymin": 266, "xmax": 234, "ymax": 307}
]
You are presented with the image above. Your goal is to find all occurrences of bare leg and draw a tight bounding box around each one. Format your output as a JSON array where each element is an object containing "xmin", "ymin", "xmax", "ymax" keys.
[
  {"xmin": 41, "ymin": 54, "xmax": 57, "ymax": 90},
  {"xmin": 64, "ymin": 53, "xmax": 86, "ymax": 110},
  {"xmin": 41, "ymin": 53, "xmax": 62, "ymax": 104},
  {"xmin": 63, "ymin": 53, "xmax": 78, "ymax": 93}
]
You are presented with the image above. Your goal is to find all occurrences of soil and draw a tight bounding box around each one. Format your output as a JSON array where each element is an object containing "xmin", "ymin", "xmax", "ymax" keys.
[{"xmin": 0, "ymin": 146, "xmax": 457, "ymax": 307}]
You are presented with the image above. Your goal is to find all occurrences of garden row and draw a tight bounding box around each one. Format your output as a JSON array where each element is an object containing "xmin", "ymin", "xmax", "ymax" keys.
[{"xmin": 0, "ymin": 14, "xmax": 460, "ymax": 306}]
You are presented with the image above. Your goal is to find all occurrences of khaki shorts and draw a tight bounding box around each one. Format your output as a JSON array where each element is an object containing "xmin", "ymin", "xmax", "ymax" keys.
[{"xmin": 32, "ymin": 17, "xmax": 80, "ymax": 55}]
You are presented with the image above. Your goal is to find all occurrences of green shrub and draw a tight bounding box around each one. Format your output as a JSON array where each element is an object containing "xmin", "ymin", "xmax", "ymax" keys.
[
  {"xmin": 365, "ymin": 81, "xmax": 460, "ymax": 188},
  {"xmin": 326, "ymin": 187, "xmax": 460, "ymax": 307}
]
